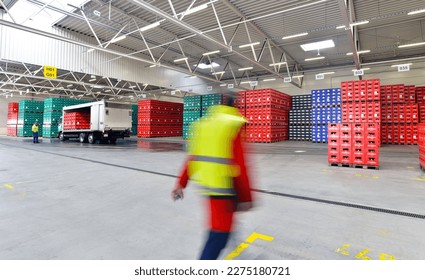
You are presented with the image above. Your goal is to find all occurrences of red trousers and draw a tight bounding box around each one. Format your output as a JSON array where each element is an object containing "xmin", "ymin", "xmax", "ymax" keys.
[{"xmin": 208, "ymin": 198, "xmax": 236, "ymax": 232}]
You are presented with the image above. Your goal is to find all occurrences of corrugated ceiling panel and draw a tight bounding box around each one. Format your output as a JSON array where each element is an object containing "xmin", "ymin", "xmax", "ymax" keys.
[{"xmin": 354, "ymin": 0, "xmax": 425, "ymax": 20}]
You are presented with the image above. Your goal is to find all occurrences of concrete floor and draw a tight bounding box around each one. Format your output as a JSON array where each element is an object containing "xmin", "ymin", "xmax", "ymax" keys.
[{"xmin": 0, "ymin": 135, "xmax": 424, "ymax": 260}]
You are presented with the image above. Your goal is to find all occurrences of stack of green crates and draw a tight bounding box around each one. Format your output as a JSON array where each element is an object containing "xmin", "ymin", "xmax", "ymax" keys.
[
  {"xmin": 17, "ymin": 100, "xmax": 44, "ymax": 137},
  {"xmin": 183, "ymin": 95, "xmax": 202, "ymax": 139},
  {"xmin": 43, "ymin": 98, "xmax": 89, "ymax": 138},
  {"xmin": 201, "ymin": 93, "xmax": 223, "ymax": 116},
  {"xmin": 43, "ymin": 98, "xmax": 64, "ymax": 138},
  {"xmin": 131, "ymin": 104, "xmax": 138, "ymax": 136}
]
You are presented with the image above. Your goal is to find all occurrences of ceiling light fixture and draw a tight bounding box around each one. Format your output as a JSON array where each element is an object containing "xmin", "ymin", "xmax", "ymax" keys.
[
  {"xmin": 89, "ymin": 78, "xmax": 96, "ymax": 82},
  {"xmin": 282, "ymin": 32, "xmax": 308, "ymax": 40},
  {"xmin": 129, "ymin": 85, "xmax": 137, "ymax": 88},
  {"xmin": 174, "ymin": 57, "xmax": 188, "ymax": 62},
  {"xmin": 238, "ymin": 67, "xmax": 253, "ymax": 71},
  {"xmin": 149, "ymin": 65, "xmax": 157, "ymax": 68},
  {"xmin": 263, "ymin": 78, "xmax": 276, "ymax": 82},
  {"xmin": 305, "ymin": 56, "xmax": 325, "ymax": 61},
  {"xmin": 196, "ymin": 62, "xmax": 220, "ymax": 69},
  {"xmin": 301, "ymin": 40, "xmax": 335, "ymax": 51},
  {"xmin": 110, "ymin": 35, "xmax": 126, "ymax": 43},
  {"xmin": 350, "ymin": 20, "xmax": 369, "ymax": 26},
  {"xmin": 391, "ymin": 63, "xmax": 413, "ymax": 68},
  {"xmin": 184, "ymin": 3, "xmax": 209, "ymax": 16},
  {"xmin": 139, "ymin": 21, "xmax": 161, "ymax": 32},
  {"xmin": 337, "ymin": 20, "xmax": 369, "ymax": 29},
  {"xmin": 203, "ymin": 50, "xmax": 220, "ymax": 56},
  {"xmin": 408, "ymin": 9, "xmax": 425, "ymax": 15},
  {"xmin": 352, "ymin": 68, "xmax": 370, "ymax": 71},
  {"xmin": 321, "ymin": 72, "xmax": 335, "ymax": 75},
  {"xmin": 240, "ymin": 81, "xmax": 252, "ymax": 84},
  {"xmin": 293, "ymin": 75, "xmax": 304, "ymax": 78},
  {"xmin": 269, "ymin": 62, "xmax": 287, "ymax": 66},
  {"xmin": 398, "ymin": 42, "xmax": 425, "ymax": 48},
  {"xmin": 346, "ymin": 50, "xmax": 371, "ymax": 55},
  {"xmin": 239, "ymin": 42, "xmax": 260, "ymax": 48},
  {"xmin": 212, "ymin": 71, "xmax": 225, "ymax": 75},
  {"xmin": 219, "ymin": 84, "xmax": 227, "ymax": 87},
  {"xmin": 87, "ymin": 48, "xmax": 95, "ymax": 53}
]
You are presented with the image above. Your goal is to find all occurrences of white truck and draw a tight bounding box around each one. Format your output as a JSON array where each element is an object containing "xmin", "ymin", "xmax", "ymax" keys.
[{"xmin": 58, "ymin": 100, "xmax": 132, "ymax": 144}]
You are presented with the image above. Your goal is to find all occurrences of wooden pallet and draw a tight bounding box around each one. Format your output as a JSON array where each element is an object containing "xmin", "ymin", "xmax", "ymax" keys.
[
  {"xmin": 352, "ymin": 164, "xmax": 379, "ymax": 170},
  {"xmin": 329, "ymin": 163, "xmax": 379, "ymax": 170},
  {"xmin": 329, "ymin": 163, "xmax": 351, "ymax": 168}
]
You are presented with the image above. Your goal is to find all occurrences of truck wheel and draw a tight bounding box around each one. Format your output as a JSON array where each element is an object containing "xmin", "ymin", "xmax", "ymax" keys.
[
  {"xmin": 88, "ymin": 133, "xmax": 96, "ymax": 144},
  {"xmin": 109, "ymin": 138, "xmax": 117, "ymax": 144},
  {"xmin": 79, "ymin": 133, "xmax": 87, "ymax": 143},
  {"xmin": 59, "ymin": 132, "xmax": 65, "ymax": 141}
]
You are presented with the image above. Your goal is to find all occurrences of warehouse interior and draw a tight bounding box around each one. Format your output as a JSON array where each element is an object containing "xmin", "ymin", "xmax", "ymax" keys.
[{"xmin": 1, "ymin": 0, "xmax": 425, "ymax": 260}]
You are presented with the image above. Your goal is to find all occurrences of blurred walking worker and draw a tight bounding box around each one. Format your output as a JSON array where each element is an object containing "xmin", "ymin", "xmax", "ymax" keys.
[
  {"xmin": 32, "ymin": 122, "xmax": 39, "ymax": 143},
  {"xmin": 172, "ymin": 94, "xmax": 254, "ymax": 260}
]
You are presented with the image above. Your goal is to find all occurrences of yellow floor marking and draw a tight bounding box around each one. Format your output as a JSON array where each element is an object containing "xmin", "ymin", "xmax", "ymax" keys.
[
  {"xmin": 355, "ymin": 174, "xmax": 378, "ymax": 179},
  {"xmin": 224, "ymin": 232, "xmax": 274, "ymax": 260},
  {"xmin": 224, "ymin": 243, "xmax": 250, "ymax": 260},
  {"xmin": 414, "ymin": 178, "xmax": 425, "ymax": 182},
  {"xmin": 379, "ymin": 253, "xmax": 395, "ymax": 260},
  {"xmin": 245, "ymin": 232, "xmax": 274, "ymax": 243},
  {"xmin": 407, "ymin": 166, "xmax": 414, "ymax": 170},
  {"xmin": 335, "ymin": 244, "xmax": 350, "ymax": 256},
  {"xmin": 356, "ymin": 249, "xmax": 371, "ymax": 260},
  {"xmin": 20, "ymin": 193, "xmax": 27, "ymax": 197},
  {"xmin": 3, "ymin": 184, "xmax": 15, "ymax": 190}
]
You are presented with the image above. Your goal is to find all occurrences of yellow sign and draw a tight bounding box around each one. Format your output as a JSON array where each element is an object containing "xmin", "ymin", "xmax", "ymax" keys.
[{"xmin": 43, "ymin": 66, "xmax": 57, "ymax": 79}]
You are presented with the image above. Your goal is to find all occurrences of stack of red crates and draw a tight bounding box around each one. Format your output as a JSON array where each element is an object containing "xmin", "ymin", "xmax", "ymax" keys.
[
  {"xmin": 137, "ymin": 100, "xmax": 183, "ymax": 138},
  {"xmin": 381, "ymin": 84, "xmax": 419, "ymax": 144},
  {"xmin": 331, "ymin": 79, "xmax": 381, "ymax": 168},
  {"xmin": 6, "ymin": 102, "xmax": 19, "ymax": 136},
  {"xmin": 240, "ymin": 89, "xmax": 291, "ymax": 143},
  {"xmin": 340, "ymin": 79, "xmax": 381, "ymax": 124},
  {"xmin": 419, "ymin": 123, "xmax": 425, "ymax": 170},
  {"xmin": 63, "ymin": 112, "xmax": 90, "ymax": 130},
  {"xmin": 235, "ymin": 91, "xmax": 247, "ymax": 141},
  {"xmin": 417, "ymin": 86, "xmax": 425, "ymax": 122},
  {"xmin": 328, "ymin": 123, "xmax": 379, "ymax": 168}
]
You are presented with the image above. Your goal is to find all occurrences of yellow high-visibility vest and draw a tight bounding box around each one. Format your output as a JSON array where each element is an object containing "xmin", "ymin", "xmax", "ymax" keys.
[
  {"xmin": 188, "ymin": 105, "xmax": 246, "ymax": 196},
  {"xmin": 32, "ymin": 125, "xmax": 39, "ymax": 133}
]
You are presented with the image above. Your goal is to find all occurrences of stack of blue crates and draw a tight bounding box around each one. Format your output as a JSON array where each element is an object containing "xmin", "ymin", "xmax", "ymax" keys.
[{"xmin": 311, "ymin": 88, "xmax": 342, "ymax": 143}]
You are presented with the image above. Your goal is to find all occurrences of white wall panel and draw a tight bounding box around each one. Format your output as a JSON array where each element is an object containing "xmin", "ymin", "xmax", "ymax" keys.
[{"xmin": 0, "ymin": 23, "xmax": 210, "ymax": 93}]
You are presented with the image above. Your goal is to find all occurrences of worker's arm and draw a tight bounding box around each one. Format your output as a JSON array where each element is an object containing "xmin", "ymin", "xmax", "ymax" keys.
[
  {"xmin": 171, "ymin": 156, "xmax": 192, "ymax": 200},
  {"xmin": 232, "ymin": 131, "xmax": 254, "ymax": 210}
]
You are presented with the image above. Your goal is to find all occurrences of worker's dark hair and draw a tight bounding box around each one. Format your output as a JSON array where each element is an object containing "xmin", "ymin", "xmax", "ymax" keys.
[{"xmin": 223, "ymin": 93, "xmax": 235, "ymax": 107}]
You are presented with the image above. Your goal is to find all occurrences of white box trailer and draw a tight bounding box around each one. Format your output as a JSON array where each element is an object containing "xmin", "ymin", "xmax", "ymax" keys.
[{"xmin": 58, "ymin": 100, "xmax": 132, "ymax": 144}]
